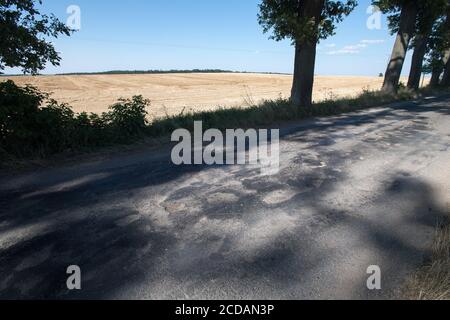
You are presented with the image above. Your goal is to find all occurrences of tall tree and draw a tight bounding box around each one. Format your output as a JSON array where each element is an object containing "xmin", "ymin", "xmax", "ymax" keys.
[
  {"xmin": 407, "ymin": 0, "xmax": 448, "ymax": 90},
  {"xmin": 427, "ymin": 52, "xmax": 445, "ymax": 87},
  {"xmin": 0, "ymin": 0, "xmax": 72, "ymax": 74},
  {"xmin": 258, "ymin": 0, "xmax": 357, "ymax": 108},
  {"xmin": 441, "ymin": 5, "xmax": 450, "ymax": 86},
  {"xmin": 424, "ymin": 5, "xmax": 450, "ymax": 87},
  {"xmin": 442, "ymin": 49, "xmax": 450, "ymax": 86},
  {"xmin": 374, "ymin": 0, "xmax": 418, "ymax": 94},
  {"xmin": 430, "ymin": 67, "xmax": 443, "ymax": 86}
]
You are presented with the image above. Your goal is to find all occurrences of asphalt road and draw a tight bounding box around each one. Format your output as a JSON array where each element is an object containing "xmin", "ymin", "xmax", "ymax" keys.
[{"xmin": 0, "ymin": 96, "xmax": 449, "ymax": 299}]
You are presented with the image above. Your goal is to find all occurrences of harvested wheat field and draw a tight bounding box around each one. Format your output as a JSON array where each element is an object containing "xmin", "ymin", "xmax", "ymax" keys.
[{"xmin": 4, "ymin": 73, "xmax": 406, "ymax": 118}]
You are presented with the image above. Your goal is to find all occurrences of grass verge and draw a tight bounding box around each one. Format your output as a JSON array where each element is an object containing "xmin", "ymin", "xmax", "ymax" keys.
[
  {"xmin": 402, "ymin": 203, "xmax": 450, "ymax": 300},
  {"xmin": 147, "ymin": 86, "xmax": 426, "ymax": 136}
]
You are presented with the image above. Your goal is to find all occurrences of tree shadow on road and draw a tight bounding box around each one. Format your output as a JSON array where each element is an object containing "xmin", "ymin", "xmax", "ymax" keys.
[{"xmin": 0, "ymin": 97, "xmax": 449, "ymax": 299}]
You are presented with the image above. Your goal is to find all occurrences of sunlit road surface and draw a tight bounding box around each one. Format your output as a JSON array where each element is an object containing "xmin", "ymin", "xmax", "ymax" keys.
[{"xmin": 0, "ymin": 96, "xmax": 449, "ymax": 299}]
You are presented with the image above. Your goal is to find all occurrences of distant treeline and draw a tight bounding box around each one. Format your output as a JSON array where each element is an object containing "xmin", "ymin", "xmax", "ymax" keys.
[
  {"xmin": 1, "ymin": 69, "xmax": 291, "ymax": 76},
  {"xmin": 59, "ymin": 69, "xmax": 234, "ymax": 76}
]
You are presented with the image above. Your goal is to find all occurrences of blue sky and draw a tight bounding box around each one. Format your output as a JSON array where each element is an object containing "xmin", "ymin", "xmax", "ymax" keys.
[{"xmin": 6, "ymin": 0, "xmax": 413, "ymax": 76}]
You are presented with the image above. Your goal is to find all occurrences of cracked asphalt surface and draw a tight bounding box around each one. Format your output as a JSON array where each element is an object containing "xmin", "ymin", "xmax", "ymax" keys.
[{"xmin": 0, "ymin": 96, "xmax": 449, "ymax": 299}]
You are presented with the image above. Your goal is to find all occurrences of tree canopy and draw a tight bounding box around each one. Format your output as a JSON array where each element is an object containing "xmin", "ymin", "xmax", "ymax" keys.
[
  {"xmin": 425, "ymin": 13, "xmax": 450, "ymax": 70},
  {"xmin": 258, "ymin": 0, "xmax": 357, "ymax": 44},
  {"xmin": 0, "ymin": 0, "xmax": 72, "ymax": 74},
  {"xmin": 374, "ymin": 0, "xmax": 448, "ymax": 38}
]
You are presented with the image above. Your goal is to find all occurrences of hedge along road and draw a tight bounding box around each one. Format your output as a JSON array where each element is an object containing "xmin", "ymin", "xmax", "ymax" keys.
[{"xmin": 0, "ymin": 95, "xmax": 449, "ymax": 299}]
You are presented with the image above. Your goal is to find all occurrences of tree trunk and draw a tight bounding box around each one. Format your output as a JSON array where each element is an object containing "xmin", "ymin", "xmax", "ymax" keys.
[
  {"xmin": 430, "ymin": 65, "xmax": 443, "ymax": 87},
  {"xmin": 291, "ymin": 0, "xmax": 325, "ymax": 108},
  {"xmin": 441, "ymin": 49, "xmax": 450, "ymax": 86},
  {"xmin": 407, "ymin": 33, "xmax": 428, "ymax": 90},
  {"xmin": 382, "ymin": 1, "xmax": 418, "ymax": 94},
  {"xmin": 442, "ymin": 63, "xmax": 450, "ymax": 86},
  {"xmin": 291, "ymin": 42, "xmax": 318, "ymax": 108}
]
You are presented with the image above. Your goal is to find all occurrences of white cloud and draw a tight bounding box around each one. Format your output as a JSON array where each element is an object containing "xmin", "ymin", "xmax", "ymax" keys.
[
  {"xmin": 360, "ymin": 39, "xmax": 385, "ymax": 44},
  {"xmin": 343, "ymin": 44, "xmax": 368, "ymax": 50},
  {"xmin": 325, "ymin": 39, "xmax": 384, "ymax": 56},
  {"xmin": 325, "ymin": 43, "xmax": 336, "ymax": 48},
  {"xmin": 327, "ymin": 49, "xmax": 360, "ymax": 55}
]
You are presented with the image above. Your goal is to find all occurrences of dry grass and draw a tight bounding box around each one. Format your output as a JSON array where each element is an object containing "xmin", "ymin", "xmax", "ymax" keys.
[
  {"xmin": 3, "ymin": 73, "xmax": 414, "ymax": 118},
  {"xmin": 403, "ymin": 203, "xmax": 450, "ymax": 300}
]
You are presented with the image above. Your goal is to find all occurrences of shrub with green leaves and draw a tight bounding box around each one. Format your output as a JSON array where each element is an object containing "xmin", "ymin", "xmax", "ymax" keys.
[
  {"xmin": 0, "ymin": 80, "xmax": 47, "ymax": 156},
  {"xmin": 104, "ymin": 96, "xmax": 149, "ymax": 140},
  {"xmin": 0, "ymin": 80, "xmax": 150, "ymax": 158}
]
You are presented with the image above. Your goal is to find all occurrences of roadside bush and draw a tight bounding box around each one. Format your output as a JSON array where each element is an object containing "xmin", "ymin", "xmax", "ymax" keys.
[
  {"xmin": 0, "ymin": 80, "xmax": 47, "ymax": 156},
  {"xmin": 104, "ymin": 96, "xmax": 149, "ymax": 140},
  {"xmin": 0, "ymin": 80, "xmax": 150, "ymax": 159}
]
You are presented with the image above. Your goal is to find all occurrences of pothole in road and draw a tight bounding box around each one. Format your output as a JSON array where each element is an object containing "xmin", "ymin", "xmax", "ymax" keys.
[
  {"xmin": 262, "ymin": 189, "xmax": 297, "ymax": 205},
  {"xmin": 206, "ymin": 192, "xmax": 239, "ymax": 206}
]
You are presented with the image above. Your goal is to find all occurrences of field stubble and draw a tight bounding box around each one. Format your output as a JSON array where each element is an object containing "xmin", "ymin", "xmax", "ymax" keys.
[{"xmin": 4, "ymin": 73, "xmax": 412, "ymax": 118}]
